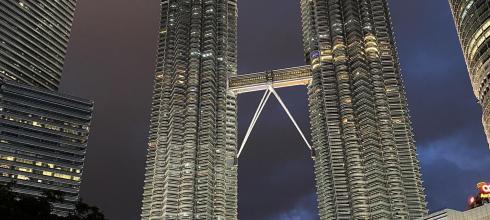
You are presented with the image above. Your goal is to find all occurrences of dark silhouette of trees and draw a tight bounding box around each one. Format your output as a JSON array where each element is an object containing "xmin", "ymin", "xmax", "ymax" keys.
[{"xmin": 0, "ymin": 183, "xmax": 107, "ymax": 220}]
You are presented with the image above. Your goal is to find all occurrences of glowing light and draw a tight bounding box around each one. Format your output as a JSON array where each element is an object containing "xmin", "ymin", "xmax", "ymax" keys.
[
  {"xmin": 477, "ymin": 182, "xmax": 490, "ymax": 193},
  {"xmin": 483, "ymin": 184, "xmax": 490, "ymax": 193}
]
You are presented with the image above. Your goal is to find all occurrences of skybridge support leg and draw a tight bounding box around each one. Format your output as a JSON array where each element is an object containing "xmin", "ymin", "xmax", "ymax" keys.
[
  {"xmin": 237, "ymin": 89, "xmax": 272, "ymax": 158},
  {"xmin": 267, "ymin": 86, "xmax": 312, "ymax": 151},
  {"xmin": 236, "ymin": 86, "xmax": 314, "ymax": 159}
]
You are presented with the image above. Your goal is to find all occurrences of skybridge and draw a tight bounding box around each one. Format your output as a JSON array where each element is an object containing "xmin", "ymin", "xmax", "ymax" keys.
[
  {"xmin": 229, "ymin": 65, "xmax": 315, "ymax": 158},
  {"xmin": 228, "ymin": 65, "xmax": 312, "ymax": 94}
]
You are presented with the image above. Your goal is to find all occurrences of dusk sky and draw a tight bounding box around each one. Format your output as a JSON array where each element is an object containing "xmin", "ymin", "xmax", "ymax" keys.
[{"xmin": 60, "ymin": 0, "xmax": 490, "ymax": 219}]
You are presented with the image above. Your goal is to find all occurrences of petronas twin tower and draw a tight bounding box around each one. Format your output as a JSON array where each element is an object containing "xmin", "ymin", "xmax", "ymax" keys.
[{"xmin": 141, "ymin": 0, "xmax": 427, "ymax": 219}]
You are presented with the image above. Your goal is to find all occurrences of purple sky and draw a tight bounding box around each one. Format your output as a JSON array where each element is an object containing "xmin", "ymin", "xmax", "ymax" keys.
[{"xmin": 60, "ymin": 0, "xmax": 490, "ymax": 219}]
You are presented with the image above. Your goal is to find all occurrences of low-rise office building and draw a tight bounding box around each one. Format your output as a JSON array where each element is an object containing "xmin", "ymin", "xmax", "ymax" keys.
[{"xmin": 419, "ymin": 205, "xmax": 490, "ymax": 220}]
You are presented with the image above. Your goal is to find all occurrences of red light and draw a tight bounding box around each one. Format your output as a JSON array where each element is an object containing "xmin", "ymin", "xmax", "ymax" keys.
[
  {"xmin": 477, "ymin": 182, "xmax": 490, "ymax": 193},
  {"xmin": 470, "ymin": 197, "xmax": 475, "ymax": 204},
  {"xmin": 483, "ymin": 184, "xmax": 490, "ymax": 193}
]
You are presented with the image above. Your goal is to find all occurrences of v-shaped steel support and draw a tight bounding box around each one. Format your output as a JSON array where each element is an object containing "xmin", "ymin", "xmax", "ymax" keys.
[
  {"xmin": 237, "ymin": 86, "xmax": 312, "ymax": 158},
  {"xmin": 237, "ymin": 89, "xmax": 272, "ymax": 158}
]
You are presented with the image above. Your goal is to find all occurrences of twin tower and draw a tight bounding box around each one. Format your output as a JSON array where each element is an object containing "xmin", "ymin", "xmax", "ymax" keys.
[{"xmin": 141, "ymin": 0, "xmax": 427, "ymax": 219}]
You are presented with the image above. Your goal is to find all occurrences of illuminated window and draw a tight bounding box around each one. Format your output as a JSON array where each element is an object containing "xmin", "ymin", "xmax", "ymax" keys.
[
  {"xmin": 17, "ymin": 158, "xmax": 33, "ymax": 165},
  {"xmin": 341, "ymin": 98, "xmax": 352, "ymax": 104},
  {"xmin": 32, "ymin": 121, "xmax": 41, "ymax": 127},
  {"xmin": 17, "ymin": 167, "xmax": 33, "ymax": 173},
  {"xmin": 364, "ymin": 34, "xmax": 379, "ymax": 56},
  {"xmin": 468, "ymin": 19, "xmax": 490, "ymax": 61},
  {"xmin": 339, "ymin": 74, "xmax": 349, "ymax": 81},
  {"xmin": 18, "ymin": 1, "xmax": 26, "ymax": 8},
  {"xmin": 17, "ymin": 175, "xmax": 29, "ymax": 180},
  {"xmin": 3, "ymin": 156, "xmax": 14, "ymax": 161},
  {"xmin": 461, "ymin": 0, "xmax": 474, "ymax": 21},
  {"xmin": 312, "ymin": 63, "xmax": 320, "ymax": 70},
  {"xmin": 54, "ymin": 173, "xmax": 72, "ymax": 180}
]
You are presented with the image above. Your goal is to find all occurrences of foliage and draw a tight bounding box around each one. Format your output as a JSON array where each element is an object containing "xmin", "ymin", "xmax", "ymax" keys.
[{"xmin": 0, "ymin": 183, "xmax": 107, "ymax": 220}]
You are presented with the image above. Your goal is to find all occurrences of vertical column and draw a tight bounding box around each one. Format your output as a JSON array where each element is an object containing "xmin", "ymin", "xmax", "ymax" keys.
[
  {"xmin": 194, "ymin": 0, "xmax": 218, "ymax": 218},
  {"xmin": 302, "ymin": 0, "xmax": 359, "ymax": 218},
  {"xmin": 145, "ymin": 1, "xmax": 175, "ymax": 219},
  {"xmin": 226, "ymin": 1, "xmax": 239, "ymax": 217},
  {"xmin": 302, "ymin": 0, "xmax": 333, "ymax": 218},
  {"xmin": 220, "ymin": 1, "xmax": 238, "ymax": 219},
  {"xmin": 371, "ymin": 1, "xmax": 427, "ymax": 218},
  {"xmin": 327, "ymin": 1, "xmax": 371, "ymax": 218},
  {"xmin": 180, "ymin": 0, "xmax": 202, "ymax": 218}
]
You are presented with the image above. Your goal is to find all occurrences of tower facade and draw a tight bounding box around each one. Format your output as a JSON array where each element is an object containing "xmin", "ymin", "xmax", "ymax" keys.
[
  {"xmin": 0, "ymin": 0, "xmax": 77, "ymax": 91},
  {"xmin": 142, "ymin": 0, "xmax": 427, "ymax": 219},
  {"xmin": 449, "ymin": 0, "xmax": 490, "ymax": 147},
  {"xmin": 301, "ymin": 0, "xmax": 427, "ymax": 218},
  {"xmin": 141, "ymin": 0, "xmax": 238, "ymax": 219},
  {"xmin": 0, "ymin": 0, "xmax": 94, "ymax": 214},
  {"xmin": 0, "ymin": 79, "xmax": 93, "ymax": 213}
]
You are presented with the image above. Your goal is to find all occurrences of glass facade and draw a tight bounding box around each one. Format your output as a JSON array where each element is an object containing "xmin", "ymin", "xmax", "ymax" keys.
[
  {"xmin": 143, "ymin": 0, "xmax": 427, "ymax": 219},
  {"xmin": 0, "ymin": 0, "xmax": 94, "ymax": 215},
  {"xmin": 0, "ymin": 79, "xmax": 93, "ymax": 214},
  {"xmin": 449, "ymin": 0, "xmax": 490, "ymax": 148},
  {"xmin": 0, "ymin": 0, "xmax": 77, "ymax": 91}
]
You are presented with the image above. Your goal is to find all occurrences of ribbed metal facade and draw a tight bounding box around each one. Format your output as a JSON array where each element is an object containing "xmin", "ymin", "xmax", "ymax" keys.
[
  {"xmin": 0, "ymin": 79, "xmax": 93, "ymax": 213},
  {"xmin": 449, "ymin": 0, "xmax": 490, "ymax": 148},
  {"xmin": 143, "ymin": 0, "xmax": 427, "ymax": 219},
  {"xmin": 301, "ymin": 0, "xmax": 427, "ymax": 219},
  {"xmin": 141, "ymin": 0, "xmax": 238, "ymax": 219},
  {"xmin": 0, "ymin": 0, "xmax": 77, "ymax": 91}
]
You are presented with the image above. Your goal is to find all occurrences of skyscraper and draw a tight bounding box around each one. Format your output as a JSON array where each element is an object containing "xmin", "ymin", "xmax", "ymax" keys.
[
  {"xmin": 449, "ymin": 0, "xmax": 490, "ymax": 148},
  {"xmin": 0, "ymin": 78, "xmax": 93, "ymax": 213},
  {"xmin": 0, "ymin": 0, "xmax": 77, "ymax": 91},
  {"xmin": 142, "ymin": 0, "xmax": 427, "ymax": 219},
  {"xmin": 301, "ymin": 0, "xmax": 427, "ymax": 219},
  {"xmin": 141, "ymin": 1, "xmax": 238, "ymax": 219},
  {"xmin": 0, "ymin": 0, "xmax": 93, "ymax": 214}
]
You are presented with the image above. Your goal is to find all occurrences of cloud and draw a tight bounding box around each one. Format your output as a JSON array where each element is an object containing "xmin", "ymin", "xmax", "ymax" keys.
[
  {"xmin": 420, "ymin": 129, "xmax": 490, "ymax": 170},
  {"xmin": 265, "ymin": 193, "xmax": 318, "ymax": 220},
  {"xmin": 238, "ymin": 156, "xmax": 317, "ymax": 220},
  {"xmin": 390, "ymin": 0, "xmax": 483, "ymax": 144},
  {"xmin": 419, "ymin": 127, "xmax": 490, "ymax": 213}
]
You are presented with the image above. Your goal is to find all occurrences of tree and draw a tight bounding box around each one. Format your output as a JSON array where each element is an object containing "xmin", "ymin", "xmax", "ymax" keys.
[
  {"xmin": 66, "ymin": 199, "xmax": 106, "ymax": 220},
  {"xmin": 0, "ymin": 183, "xmax": 108, "ymax": 220}
]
